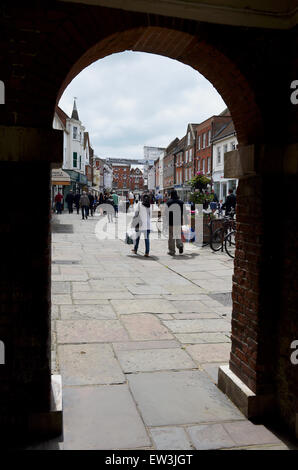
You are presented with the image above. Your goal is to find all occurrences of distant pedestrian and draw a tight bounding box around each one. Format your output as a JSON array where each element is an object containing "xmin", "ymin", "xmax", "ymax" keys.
[
  {"xmin": 65, "ymin": 190, "xmax": 74, "ymax": 214},
  {"xmin": 54, "ymin": 192, "xmax": 63, "ymax": 214},
  {"xmin": 105, "ymin": 192, "xmax": 115, "ymax": 222},
  {"xmin": 74, "ymin": 192, "xmax": 81, "ymax": 214},
  {"xmin": 80, "ymin": 191, "xmax": 90, "ymax": 220},
  {"xmin": 129, "ymin": 191, "xmax": 134, "ymax": 208},
  {"xmin": 165, "ymin": 189, "xmax": 186, "ymax": 256},
  {"xmin": 88, "ymin": 192, "xmax": 95, "ymax": 216},
  {"xmin": 131, "ymin": 194, "xmax": 152, "ymax": 257},
  {"xmin": 222, "ymin": 188, "xmax": 236, "ymax": 216},
  {"xmin": 112, "ymin": 191, "xmax": 119, "ymax": 217}
]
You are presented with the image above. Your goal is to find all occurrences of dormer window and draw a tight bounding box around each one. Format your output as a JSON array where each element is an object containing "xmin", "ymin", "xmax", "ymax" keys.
[{"xmin": 73, "ymin": 126, "xmax": 78, "ymax": 139}]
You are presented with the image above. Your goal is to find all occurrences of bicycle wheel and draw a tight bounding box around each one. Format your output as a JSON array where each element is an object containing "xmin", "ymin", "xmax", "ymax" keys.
[
  {"xmin": 225, "ymin": 230, "xmax": 236, "ymax": 258},
  {"xmin": 210, "ymin": 228, "xmax": 224, "ymax": 251}
]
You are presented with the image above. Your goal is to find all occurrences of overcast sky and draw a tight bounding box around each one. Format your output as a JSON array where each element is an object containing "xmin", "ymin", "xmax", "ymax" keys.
[{"xmin": 59, "ymin": 51, "xmax": 226, "ymax": 159}]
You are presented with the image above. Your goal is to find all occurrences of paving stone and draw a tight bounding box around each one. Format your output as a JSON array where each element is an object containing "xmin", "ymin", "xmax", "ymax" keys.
[
  {"xmin": 201, "ymin": 362, "xmax": 228, "ymax": 383},
  {"xmin": 111, "ymin": 299, "xmax": 179, "ymax": 314},
  {"xmin": 121, "ymin": 314, "xmax": 174, "ymax": 341},
  {"xmin": 187, "ymin": 423, "xmax": 235, "ymax": 450},
  {"xmin": 156, "ymin": 314, "xmax": 173, "ymax": 320},
  {"xmin": 222, "ymin": 421, "xmax": 283, "ymax": 446},
  {"xmin": 60, "ymin": 304, "xmax": 116, "ymax": 320},
  {"xmin": 51, "ymin": 294, "xmax": 72, "ymax": 305},
  {"xmin": 113, "ymin": 340, "xmax": 180, "ymax": 352},
  {"xmin": 170, "ymin": 301, "xmax": 214, "ymax": 313},
  {"xmin": 58, "ymin": 343, "xmax": 125, "ymax": 385},
  {"xmin": 127, "ymin": 370, "xmax": 244, "ymax": 426},
  {"xmin": 174, "ymin": 333, "xmax": 230, "ymax": 344},
  {"xmin": 71, "ymin": 282, "xmax": 91, "ymax": 292},
  {"xmin": 57, "ymin": 319, "xmax": 129, "ymax": 343},
  {"xmin": 186, "ymin": 343, "xmax": 231, "ymax": 363},
  {"xmin": 117, "ymin": 348, "xmax": 196, "ymax": 372},
  {"xmin": 172, "ymin": 313, "xmax": 219, "ymax": 319},
  {"xmin": 72, "ymin": 291, "xmax": 134, "ymax": 300},
  {"xmin": 51, "ymin": 305, "xmax": 60, "ymax": 320},
  {"xmin": 150, "ymin": 427, "xmax": 193, "ymax": 450},
  {"xmin": 52, "ymin": 281, "xmax": 71, "ymax": 294},
  {"xmin": 163, "ymin": 319, "xmax": 230, "ymax": 334},
  {"xmin": 63, "ymin": 385, "xmax": 151, "ymax": 450}
]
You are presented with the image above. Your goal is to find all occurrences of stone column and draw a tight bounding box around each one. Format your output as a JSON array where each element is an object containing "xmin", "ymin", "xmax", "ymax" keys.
[{"xmin": 0, "ymin": 127, "xmax": 63, "ymax": 439}]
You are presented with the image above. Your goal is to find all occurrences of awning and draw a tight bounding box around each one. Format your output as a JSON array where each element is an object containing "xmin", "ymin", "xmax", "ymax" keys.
[{"xmin": 51, "ymin": 168, "xmax": 71, "ymax": 186}]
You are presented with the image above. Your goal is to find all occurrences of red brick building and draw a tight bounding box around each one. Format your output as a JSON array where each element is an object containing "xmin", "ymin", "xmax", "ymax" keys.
[
  {"xmin": 112, "ymin": 163, "xmax": 130, "ymax": 192},
  {"xmin": 184, "ymin": 124, "xmax": 197, "ymax": 183},
  {"xmin": 130, "ymin": 167, "xmax": 144, "ymax": 192},
  {"xmin": 195, "ymin": 109, "xmax": 231, "ymax": 177}
]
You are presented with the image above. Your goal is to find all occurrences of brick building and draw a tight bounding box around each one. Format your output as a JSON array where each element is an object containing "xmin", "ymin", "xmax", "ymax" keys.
[
  {"xmin": 112, "ymin": 163, "xmax": 131, "ymax": 192},
  {"xmin": 173, "ymin": 136, "xmax": 186, "ymax": 199},
  {"xmin": 130, "ymin": 167, "xmax": 144, "ymax": 192},
  {"xmin": 195, "ymin": 109, "xmax": 231, "ymax": 177},
  {"xmin": 163, "ymin": 138, "xmax": 179, "ymax": 195}
]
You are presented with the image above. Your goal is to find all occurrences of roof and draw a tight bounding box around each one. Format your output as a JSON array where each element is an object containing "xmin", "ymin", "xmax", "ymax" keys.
[
  {"xmin": 55, "ymin": 106, "xmax": 69, "ymax": 128},
  {"xmin": 212, "ymin": 119, "xmax": 236, "ymax": 142}
]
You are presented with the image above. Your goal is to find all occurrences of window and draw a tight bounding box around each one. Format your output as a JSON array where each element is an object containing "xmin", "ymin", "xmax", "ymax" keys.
[
  {"xmin": 189, "ymin": 148, "xmax": 193, "ymax": 161},
  {"xmin": 223, "ymin": 144, "xmax": 228, "ymax": 154},
  {"xmin": 73, "ymin": 127, "xmax": 78, "ymax": 139},
  {"xmin": 73, "ymin": 152, "xmax": 78, "ymax": 168},
  {"xmin": 198, "ymin": 135, "xmax": 201, "ymax": 150},
  {"xmin": 185, "ymin": 168, "xmax": 188, "ymax": 180},
  {"xmin": 217, "ymin": 147, "xmax": 221, "ymax": 165},
  {"xmin": 208, "ymin": 157, "xmax": 211, "ymax": 173},
  {"xmin": 187, "ymin": 132, "xmax": 190, "ymax": 145},
  {"xmin": 202, "ymin": 159, "xmax": 206, "ymax": 173},
  {"xmin": 189, "ymin": 168, "xmax": 192, "ymax": 180},
  {"xmin": 185, "ymin": 150, "xmax": 188, "ymax": 163},
  {"xmin": 208, "ymin": 130, "xmax": 211, "ymax": 146},
  {"xmin": 79, "ymin": 155, "xmax": 82, "ymax": 169},
  {"xmin": 203, "ymin": 133, "xmax": 206, "ymax": 148}
]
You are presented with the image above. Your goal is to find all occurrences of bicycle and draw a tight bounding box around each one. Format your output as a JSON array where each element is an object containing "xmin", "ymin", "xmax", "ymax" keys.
[
  {"xmin": 210, "ymin": 208, "xmax": 236, "ymax": 252},
  {"xmin": 224, "ymin": 229, "xmax": 236, "ymax": 258}
]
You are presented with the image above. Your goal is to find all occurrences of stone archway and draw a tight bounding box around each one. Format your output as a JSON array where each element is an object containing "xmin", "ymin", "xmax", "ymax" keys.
[{"xmin": 0, "ymin": 1, "xmax": 296, "ymax": 440}]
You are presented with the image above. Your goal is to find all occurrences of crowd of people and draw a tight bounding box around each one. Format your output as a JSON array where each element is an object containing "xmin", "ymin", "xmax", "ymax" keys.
[{"xmin": 54, "ymin": 187, "xmax": 236, "ymax": 258}]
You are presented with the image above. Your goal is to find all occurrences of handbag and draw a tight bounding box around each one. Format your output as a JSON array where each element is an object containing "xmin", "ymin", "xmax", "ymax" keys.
[{"xmin": 131, "ymin": 204, "xmax": 140, "ymax": 232}]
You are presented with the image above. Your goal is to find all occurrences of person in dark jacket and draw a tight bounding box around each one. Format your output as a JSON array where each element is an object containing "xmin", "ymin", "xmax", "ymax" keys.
[
  {"xmin": 80, "ymin": 191, "xmax": 90, "ymax": 220},
  {"xmin": 74, "ymin": 192, "xmax": 81, "ymax": 214},
  {"xmin": 88, "ymin": 192, "xmax": 95, "ymax": 216},
  {"xmin": 222, "ymin": 188, "xmax": 236, "ymax": 216},
  {"xmin": 65, "ymin": 190, "xmax": 74, "ymax": 214},
  {"xmin": 165, "ymin": 190, "xmax": 186, "ymax": 255}
]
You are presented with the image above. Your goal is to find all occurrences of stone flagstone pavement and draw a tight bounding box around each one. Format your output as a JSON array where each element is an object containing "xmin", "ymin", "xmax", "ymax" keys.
[{"xmin": 29, "ymin": 208, "xmax": 293, "ymax": 449}]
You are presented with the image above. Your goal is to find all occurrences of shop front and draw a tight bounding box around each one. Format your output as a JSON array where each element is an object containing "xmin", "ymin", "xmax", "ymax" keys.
[{"xmin": 51, "ymin": 168, "xmax": 71, "ymax": 210}]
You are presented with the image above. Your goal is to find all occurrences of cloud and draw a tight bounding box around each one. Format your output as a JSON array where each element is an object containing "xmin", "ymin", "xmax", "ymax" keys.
[{"xmin": 58, "ymin": 51, "xmax": 226, "ymax": 158}]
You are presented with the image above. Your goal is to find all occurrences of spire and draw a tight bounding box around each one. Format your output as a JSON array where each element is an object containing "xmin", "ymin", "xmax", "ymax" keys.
[{"xmin": 71, "ymin": 97, "xmax": 79, "ymax": 121}]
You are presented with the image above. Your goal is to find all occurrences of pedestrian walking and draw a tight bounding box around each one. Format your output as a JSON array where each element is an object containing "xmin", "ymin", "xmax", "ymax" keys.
[
  {"xmin": 111, "ymin": 191, "xmax": 119, "ymax": 217},
  {"xmin": 165, "ymin": 189, "xmax": 186, "ymax": 256},
  {"xmin": 54, "ymin": 192, "xmax": 63, "ymax": 214},
  {"xmin": 105, "ymin": 192, "xmax": 115, "ymax": 222},
  {"xmin": 222, "ymin": 188, "xmax": 236, "ymax": 216},
  {"xmin": 131, "ymin": 194, "xmax": 152, "ymax": 257},
  {"xmin": 80, "ymin": 191, "xmax": 90, "ymax": 220},
  {"xmin": 88, "ymin": 192, "xmax": 95, "ymax": 216},
  {"xmin": 65, "ymin": 190, "xmax": 74, "ymax": 214},
  {"xmin": 74, "ymin": 192, "xmax": 81, "ymax": 214}
]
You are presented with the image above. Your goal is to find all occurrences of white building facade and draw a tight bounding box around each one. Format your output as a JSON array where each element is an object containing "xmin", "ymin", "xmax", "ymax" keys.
[{"xmin": 212, "ymin": 121, "xmax": 238, "ymax": 202}]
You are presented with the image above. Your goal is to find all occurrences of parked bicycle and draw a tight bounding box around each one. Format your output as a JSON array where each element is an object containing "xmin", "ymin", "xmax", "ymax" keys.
[{"xmin": 210, "ymin": 208, "xmax": 236, "ymax": 252}]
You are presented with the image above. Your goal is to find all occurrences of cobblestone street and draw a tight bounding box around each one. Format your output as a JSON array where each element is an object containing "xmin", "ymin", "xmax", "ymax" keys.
[{"xmin": 48, "ymin": 209, "xmax": 288, "ymax": 450}]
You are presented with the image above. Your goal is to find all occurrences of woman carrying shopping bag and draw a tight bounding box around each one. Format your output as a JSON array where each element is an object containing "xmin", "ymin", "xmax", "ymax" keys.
[{"xmin": 131, "ymin": 194, "xmax": 152, "ymax": 257}]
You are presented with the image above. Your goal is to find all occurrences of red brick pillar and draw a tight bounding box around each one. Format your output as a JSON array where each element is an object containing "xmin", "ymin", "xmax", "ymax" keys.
[{"xmin": 219, "ymin": 144, "xmax": 298, "ymax": 437}]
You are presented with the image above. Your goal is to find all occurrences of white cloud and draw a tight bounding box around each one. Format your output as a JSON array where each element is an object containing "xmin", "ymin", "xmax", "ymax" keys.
[{"xmin": 58, "ymin": 51, "xmax": 226, "ymax": 158}]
